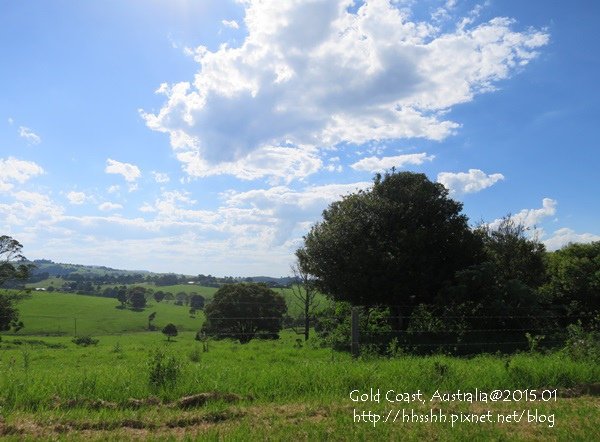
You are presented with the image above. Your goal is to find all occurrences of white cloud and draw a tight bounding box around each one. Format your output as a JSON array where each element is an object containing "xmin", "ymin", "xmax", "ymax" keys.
[
  {"xmin": 351, "ymin": 153, "xmax": 434, "ymax": 172},
  {"xmin": 142, "ymin": 0, "xmax": 548, "ymax": 181},
  {"xmin": 177, "ymin": 144, "xmax": 322, "ymax": 183},
  {"xmin": 543, "ymin": 228, "xmax": 600, "ymax": 251},
  {"xmin": 107, "ymin": 185, "xmax": 120, "ymax": 194},
  {"xmin": 18, "ymin": 126, "xmax": 41, "ymax": 145},
  {"xmin": 105, "ymin": 159, "xmax": 141, "ymax": 182},
  {"xmin": 437, "ymin": 169, "xmax": 504, "ymax": 195},
  {"xmin": 98, "ymin": 202, "xmax": 123, "ymax": 211},
  {"xmin": 151, "ymin": 171, "xmax": 170, "ymax": 183},
  {"xmin": 0, "ymin": 191, "xmax": 63, "ymax": 226},
  {"xmin": 8, "ymin": 117, "xmax": 14, "ymax": 125},
  {"xmin": 139, "ymin": 203, "xmax": 156, "ymax": 213},
  {"xmin": 489, "ymin": 198, "xmax": 557, "ymax": 230},
  {"xmin": 224, "ymin": 181, "xmax": 371, "ymax": 245},
  {"xmin": 66, "ymin": 191, "xmax": 87, "ymax": 205},
  {"xmin": 222, "ymin": 19, "xmax": 239, "ymax": 29},
  {"xmin": 0, "ymin": 157, "xmax": 44, "ymax": 191}
]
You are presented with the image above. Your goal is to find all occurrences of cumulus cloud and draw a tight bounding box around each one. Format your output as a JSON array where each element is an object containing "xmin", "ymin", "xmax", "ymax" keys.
[
  {"xmin": 0, "ymin": 157, "xmax": 44, "ymax": 191},
  {"xmin": 351, "ymin": 153, "xmax": 434, "ymax": 172},
  {"xmin": 437, "ymin": 169, "xmax": 504, "ymax": 195},
  {"xmin": 0, "ymin": 191, "xmax": 63, "ymax": 226},
  {"xmin": 224, "ymin": 181, "xmax": 371, "ymax": 245},
  {"xmin": 66, "ymin": 191, "xmax": 87, "ymax": 205},
  {"xmin": 141, "ymin": 0, "xmax": 548, "ymax": 181},
  {"xmin": 105, "ymin": 159, "xmax": 141, "ymax": 182},
  {"xmin": 222, "ymin": 19, "xmax": 239, "ymax": 29},
  {"xmin": 151, "ymin": 171, "xmax": 170, "ymax": 183},
  {"xmin": 543, "ymin": 228, "xmax": 600, "ymax": 251},
  {"xmin": 489, "ymin": 198, "xmax": 557, "ymax": 230},
  {"xmin": 19, "ymin": 126, "xmax": 41, "ymax": 145},
  {"xmin": 98, "ymin": 202, "xmax": 123, "ymax": 211}
]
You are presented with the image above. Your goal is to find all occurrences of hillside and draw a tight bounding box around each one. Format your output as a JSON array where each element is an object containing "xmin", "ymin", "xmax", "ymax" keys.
[{"xmin": 10, "ymin": 291, "xmax": 203, "ymax": 336}]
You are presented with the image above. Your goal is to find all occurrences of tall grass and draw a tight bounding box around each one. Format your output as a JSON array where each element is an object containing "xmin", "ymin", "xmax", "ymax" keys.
[{"xmin": 1, "ymin": 331, "xmax": 598, "ymax": 413}]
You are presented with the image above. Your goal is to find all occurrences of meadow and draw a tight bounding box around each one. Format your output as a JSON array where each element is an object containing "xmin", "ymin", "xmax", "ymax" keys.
[{"xmin": 0, "ymin": 290, "xmax": 599, "ymax": 440}]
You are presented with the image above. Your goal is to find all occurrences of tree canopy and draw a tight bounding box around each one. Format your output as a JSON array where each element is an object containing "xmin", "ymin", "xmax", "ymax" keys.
[
  {"xmin": 297, "ymin": 171, "xmax": 483, "ymax": 314},
  {"xmin": 0, "ymin": 235, "xmax": 31, "ymax": 333},
  {"xmin": 202, "ymin": 283, "xmax": 287, "ymax": 344},
  {"xmin": 542, "ymin": 241, "xmax": 600, "ymax": 325}
]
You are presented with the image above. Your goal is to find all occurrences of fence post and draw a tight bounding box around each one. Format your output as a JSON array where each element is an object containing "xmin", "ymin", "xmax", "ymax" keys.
[{"xmin": 351, "ymin": 307, "xmax": 360, "ymax": 358}]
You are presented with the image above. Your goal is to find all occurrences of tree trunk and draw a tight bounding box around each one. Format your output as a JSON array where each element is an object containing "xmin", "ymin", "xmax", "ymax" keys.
[{"xmin": 304, "ymin": 300, "xmax": 310, "ymax": 341}]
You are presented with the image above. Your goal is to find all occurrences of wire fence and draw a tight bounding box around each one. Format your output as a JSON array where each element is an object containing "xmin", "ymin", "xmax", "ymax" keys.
[{"xmin": 13, "ymin": 307, "xmax": 591, "ymax": 357}]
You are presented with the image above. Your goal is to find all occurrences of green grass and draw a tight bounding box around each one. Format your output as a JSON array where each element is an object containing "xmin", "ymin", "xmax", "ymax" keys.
[
  {"xmin": 0, "ymin": 331, "xmax": 599, "ymax": 440},
  {"xmin": 9, "ymin": 291, "xmax": 203, "ymax": 336},
  {"xmin": 1, "ymin": 290, "xmax": 599, "ymax": 440}
]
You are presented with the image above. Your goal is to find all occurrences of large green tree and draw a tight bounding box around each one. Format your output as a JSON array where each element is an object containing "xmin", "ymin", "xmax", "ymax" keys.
[
  {"xmin": 297, "ymin": 171, "xmax": 483, "ymax": 321},
  {"xmin": 202, "ymin": 283, "xmax": 287, "ymax": 344}
]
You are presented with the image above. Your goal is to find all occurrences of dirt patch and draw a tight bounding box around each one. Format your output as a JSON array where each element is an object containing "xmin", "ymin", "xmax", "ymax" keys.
[
  {"xmin": 171, "ymin": 392, "xmax": 246, "ymax": 409},
  {"xmin": 126, "ymin": 396, "xmax": 161, "ymax": 409},
  {"xmin": 559, "ymin": 383, "xmax": 600, "ymax": 398},
  {"xmin": 52, "ymin": 396, "xmax": 119, "ymax": 410}
]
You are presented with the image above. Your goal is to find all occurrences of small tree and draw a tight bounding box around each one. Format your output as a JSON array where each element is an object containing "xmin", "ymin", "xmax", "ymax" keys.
[
  {"xmin": 117, "ymin": 289, "xmax": 128, "ymax": 308},
  {"xmin": 148, "ymin": 312, "xmax": 157, "ymax": 330},
  {"xmin": 128, "ymin": 286, "xmax": 147, "ymax": 310},
  {"xmin": 290, "ymin": 262, "xmax": 319, "ymax": 341},
  {"xmin": 175, "ymin": 292, "xmax": 187, "ymax": 306},
  {"xmin": 154, "ymin": 291, "xmax": 166, "ymax": 303},
  {"xmin": 190, "ymin": 294, "xmax": 205, "ymax": 311},
  {"xmin": 162, "ymin": 323, "xmax": 178, "ymax": 341},
  {"xmin": 202, "ymin": 283, "xmax": 287, "ymax": 344}
]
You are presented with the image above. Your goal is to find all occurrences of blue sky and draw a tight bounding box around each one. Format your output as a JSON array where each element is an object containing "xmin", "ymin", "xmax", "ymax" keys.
[{"xmin": 1, "ymin": 0, "xmax": 598, "ymax": 276}]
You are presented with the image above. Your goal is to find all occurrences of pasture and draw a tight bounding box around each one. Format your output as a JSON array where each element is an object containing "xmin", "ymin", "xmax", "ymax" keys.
[{"xmin": 0, "ymin": 291, "xmax": 599, "ymax": 440}]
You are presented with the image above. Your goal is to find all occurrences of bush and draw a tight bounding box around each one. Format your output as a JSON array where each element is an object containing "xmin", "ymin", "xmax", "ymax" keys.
[
  {"xmin": 72, "ymin": 336, "xmax": 99, "ymax": 346},
  {"xmin": 148, "ymin": 349, "xmax": 181, "ymax": 390},
  {"xmin": 564, "ymin": 321, "xmax": 600, "ymax": 362}
]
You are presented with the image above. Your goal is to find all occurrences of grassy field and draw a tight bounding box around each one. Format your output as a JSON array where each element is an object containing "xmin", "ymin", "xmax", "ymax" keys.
[
  {"xmin": 11, "ymin": 291, "xmax": 203, "ymax": 336},
  {"xmin": 1, "ymin": 291, "xmax": 599, "ymax": 440}
]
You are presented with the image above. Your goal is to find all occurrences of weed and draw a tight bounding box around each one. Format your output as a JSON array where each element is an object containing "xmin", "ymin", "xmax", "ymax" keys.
[
  {"xmin": 148, "ymin": 349, "xmax": 182, "ymax": 391},
  {"xmin": 188, "ymin": 346, "xmax": 201, "ymax": 363}
]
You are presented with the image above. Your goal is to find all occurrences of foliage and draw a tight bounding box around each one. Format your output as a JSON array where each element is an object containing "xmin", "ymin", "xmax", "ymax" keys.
[
  {"xmin": 563, "ymin": 319, "xmax": 600, "ymax": 362},
  {"xmin": 0, "ymin": 235, "xmax": 32, "ymax": 287},
  {"xmin": 542, "ymin": 241, "xmax": 600, "ymax": 326},
  {"xmin": 1, "ymin": 235, "xmax": 32, "ymax": 333},
  {"xmin": 127, "ymin": 286, "xmax": 147, "ymax": 309},
  {"xmin": 297, "ymin": 171, "xmax": 483, "ymax": 318},
  {"xmin": 202, "ymin": 283, "xmax": 287, "ymax": 344},
  {"xmin": 289, "ymin": 262, "xmax": 319, "ymax": 341},
  {"xmin": 162, "ymin": 323, "xmax": 178, "ymax": 341},
  {"xmin": 147, "ymin": 312, "xmax": 157, "ymax": 330},
  {"xmin": 313, "ymin": 301, "xmax": 392, "ymax": 352},
  {"xmin": 189, "ymin": 294, "xmax": 205, "ymax": 310},
  {"xmin": 72, "ymin": 336, "xmax": 99, "ymax": 346},
  {"xmin": 476, "ymin": 216, "xmax": 547, "ymax": 288},
  {"xmin": 153, "ymin": 290, "xmax": 166, "ymax": 303},
  {"xmin": 147, "ymin": 349, "xmax": 181, "ymax": 390}
]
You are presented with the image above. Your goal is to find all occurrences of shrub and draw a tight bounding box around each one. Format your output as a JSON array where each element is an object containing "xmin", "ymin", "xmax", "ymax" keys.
[
  {"xmin": 72, "ymin": 336, "xmax": 99, "ymax": 346},
  {"xmin": 148, "ymin": 349, "xmax": 181, "ymax": 390},
  {"xmin": 162, "ymin": 323, "xmax": 178, "ymax": 341}
]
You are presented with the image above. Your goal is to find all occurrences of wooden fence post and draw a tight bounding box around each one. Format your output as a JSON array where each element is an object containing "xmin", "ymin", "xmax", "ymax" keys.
[{"xmin": 351, "ymin": 307, "xmax": 360, "ymax": 358}]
